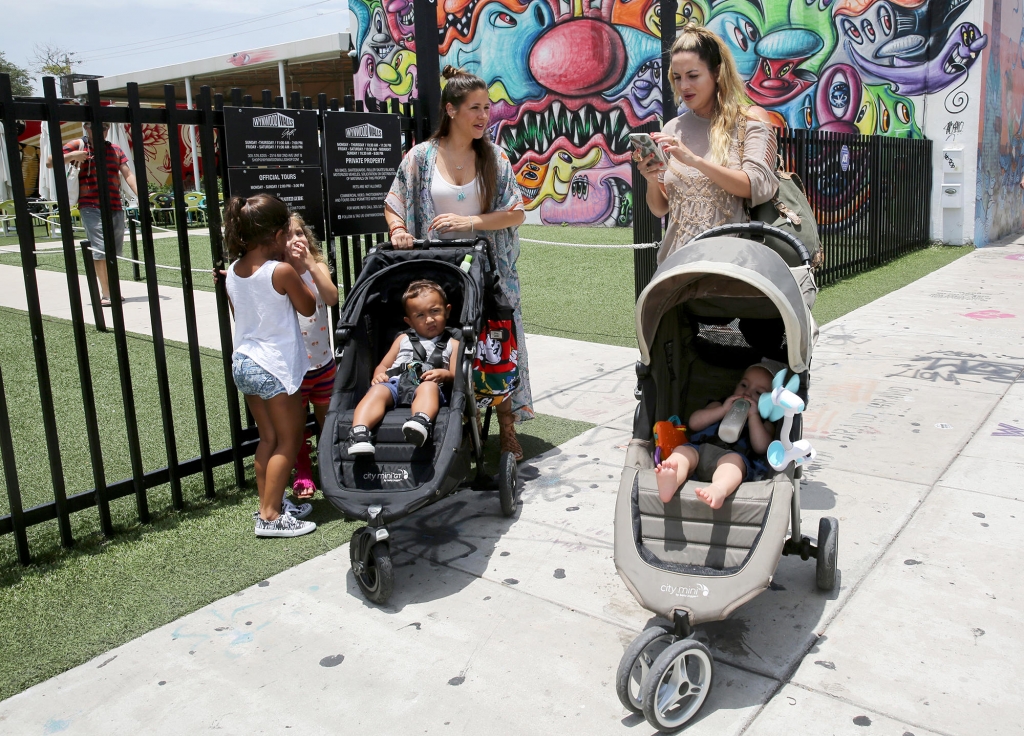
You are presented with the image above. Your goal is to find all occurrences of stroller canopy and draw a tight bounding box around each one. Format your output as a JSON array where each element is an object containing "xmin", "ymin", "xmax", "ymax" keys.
[{"xmin": 636, "ymin": 238, "xmax": 813, "ymax": 373}]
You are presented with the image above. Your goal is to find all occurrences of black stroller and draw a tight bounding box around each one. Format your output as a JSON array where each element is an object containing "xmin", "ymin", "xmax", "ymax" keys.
[{"xmin": 318, "ymin": 238, "xmax": 519, "ymax": 605}]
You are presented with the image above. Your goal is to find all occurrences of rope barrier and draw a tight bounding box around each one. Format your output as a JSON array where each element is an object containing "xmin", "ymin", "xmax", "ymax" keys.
[
  {"xmin": 86, "ymin": 246, "xmax": 210, "ymax": 273},
  {"xmin": 520, "ymin": 236, "xmax": 659, "ymax": 250}
]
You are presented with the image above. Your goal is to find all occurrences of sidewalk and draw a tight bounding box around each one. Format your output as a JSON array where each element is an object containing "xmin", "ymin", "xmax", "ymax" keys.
[{"xmin": 2, "ymin": 238, "xmax": 1023, "ymax": 734}]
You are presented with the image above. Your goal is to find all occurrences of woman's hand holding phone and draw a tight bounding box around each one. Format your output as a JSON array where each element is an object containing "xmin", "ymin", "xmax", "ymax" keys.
[
  {"xmin": 651, "ymin": 132, "xmax": 701, "ymax": 169},
  {"xmin": 630, "ymin": 133, "xmax": 668, "ymax": 183}
]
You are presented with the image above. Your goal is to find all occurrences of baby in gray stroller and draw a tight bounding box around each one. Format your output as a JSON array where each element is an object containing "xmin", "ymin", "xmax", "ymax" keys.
[{"xmin": 655, "ymin": 363, "xmax": 776, "ymax": 508}]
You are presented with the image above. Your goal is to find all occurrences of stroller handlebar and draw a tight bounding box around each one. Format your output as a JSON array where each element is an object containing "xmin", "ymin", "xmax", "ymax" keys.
[
  {"xmin": 691, "ymin": 222, "xmax": 812, "ymax": 266},
  {"xmin": 376, "ymin": 237, "xmax": 485, "ymax": 250}
]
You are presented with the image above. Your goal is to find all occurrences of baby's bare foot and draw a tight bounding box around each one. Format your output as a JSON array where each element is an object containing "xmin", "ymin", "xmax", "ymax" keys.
[
  {"xmin": 655, "ymin": 460, "xmax": 681, "ymax": 503},
  {"xmin": 694, "ymin": 484, "xmax": 732, "ymax": 510}
]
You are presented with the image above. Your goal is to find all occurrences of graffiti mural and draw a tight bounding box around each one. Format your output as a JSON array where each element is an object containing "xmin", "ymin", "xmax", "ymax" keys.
[
  {"xmin": 975, "ymin": 0, "xmax": 1024, "ymax": 244},
  {"xmin": 351, "ymin": 0, "xmax": 990, "ymax": 227}
]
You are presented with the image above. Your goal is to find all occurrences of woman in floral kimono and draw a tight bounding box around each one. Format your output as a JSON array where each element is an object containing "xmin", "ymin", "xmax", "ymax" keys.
[{"xmin": 384, "ymin": 66, "xmax": 533, "ymax": 460}]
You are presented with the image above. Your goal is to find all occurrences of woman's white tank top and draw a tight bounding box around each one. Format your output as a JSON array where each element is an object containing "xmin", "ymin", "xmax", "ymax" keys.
[
  {"xmin": 431, "ymin": 166, "xmax": 482, "ymax": 240},
  {"xmin": 227, "ymin": 260, "xmax": 309, "ymax": 395}
]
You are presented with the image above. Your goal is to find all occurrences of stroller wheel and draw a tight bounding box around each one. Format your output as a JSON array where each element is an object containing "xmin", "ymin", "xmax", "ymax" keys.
[
  {"xmin": 498, "ymin": 451, "xmax": 519, "ymax": 517},
  {"xmin": 615, "ymin": 625, "xmax": 674, "ymax": 714},
  {"xmin": 816, "ymin": 516, "xmax": 839, "ymax": 591},
  {"xmin": 641, "ymin": 639, "xmax": 713, "ymax": 732},
  {"xmin": 350, "ymin": 532, "xmax": 394, "ymax": 604}
]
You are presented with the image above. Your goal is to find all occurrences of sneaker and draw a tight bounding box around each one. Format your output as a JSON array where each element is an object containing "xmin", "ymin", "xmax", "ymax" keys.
[
  {"xmin": 254, "ymin": 511, "xmax": 316, "ymax": 538},
  {"xmin": 348, "ymin": 425, "xmax": 375, "ymax": 456},
  {"xmin": 282, "ymin": 496, "xmax": 313, "ymax": 520},
  {"xmin": 402, "ymin": 413, "xmax": 432, "ymax": 447}
]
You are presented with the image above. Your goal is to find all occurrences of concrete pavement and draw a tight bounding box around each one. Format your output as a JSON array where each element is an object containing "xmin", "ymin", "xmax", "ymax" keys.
[{"xmin": 1, "ymin": 237, "xmax": 1023, "ymax": 734}]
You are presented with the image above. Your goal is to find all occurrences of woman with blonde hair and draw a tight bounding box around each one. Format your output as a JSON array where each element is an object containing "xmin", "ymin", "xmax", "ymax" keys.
[
  {"xmin": 384, "ymin": 65, "xmax": 533, "ymax": 459},
  {"xmin": 637, "ymin": 22, "xmax": 779, "ymax": 262}
]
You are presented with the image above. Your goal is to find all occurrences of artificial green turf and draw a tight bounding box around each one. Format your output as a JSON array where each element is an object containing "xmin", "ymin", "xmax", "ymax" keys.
[
  {"xmin": 0, "ymin": 305, "xmax": 592, "ymax": 700},
  {"xmin": 518, "ymin": 224, "xmax": 637, "ymax": 348}
]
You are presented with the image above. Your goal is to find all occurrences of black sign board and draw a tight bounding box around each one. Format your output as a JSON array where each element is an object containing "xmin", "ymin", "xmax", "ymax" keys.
[
  {"xmin": 323, "ymin": 111, "xmax": 403, "ymax": 237},
  {"xmin": 224, "ymin": 107, "xmax": 320, "ymax": 168},
  {"xmin": 228, "ymin": 167, "xmax": 325, "ymax": 241}
]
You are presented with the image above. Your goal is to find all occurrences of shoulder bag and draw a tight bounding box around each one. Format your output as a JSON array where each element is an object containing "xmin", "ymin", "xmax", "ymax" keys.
[{"xmin": 739, "ymin": 118, "xmax": 822, "ymax": 268}]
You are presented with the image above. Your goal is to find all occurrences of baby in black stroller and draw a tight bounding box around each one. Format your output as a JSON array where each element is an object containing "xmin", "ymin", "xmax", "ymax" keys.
[{"xmin": 347, "ymin": 279, "xmax": 461, "ymax": 455}]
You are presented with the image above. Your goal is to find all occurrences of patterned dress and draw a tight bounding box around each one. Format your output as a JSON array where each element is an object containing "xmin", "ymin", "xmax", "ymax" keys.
[{"xmin": 385, "ymin": 139, "xmax": 534, "ymax": 422}]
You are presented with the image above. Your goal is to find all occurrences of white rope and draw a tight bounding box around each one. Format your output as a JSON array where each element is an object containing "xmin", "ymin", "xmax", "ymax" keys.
[
  {"xmin": 86, "ymin": 245, "xmax": 210, "ymax": 273},
  {"xmin": 130, "ymin": 218, "xmax": 176, "ymax": 233},
  {"xmin": 520, "ymin": 236, "xmax": 659, "ymax": 249}
]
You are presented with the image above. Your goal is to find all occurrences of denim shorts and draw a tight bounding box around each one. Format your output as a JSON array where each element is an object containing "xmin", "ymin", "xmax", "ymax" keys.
[
  {"xmin": 382, "ymin": 375, "xmax": 449, "ymax": 407},
  {"xmin": 232, "ymin": 352, "xmax": 286, "ymax": 400}
]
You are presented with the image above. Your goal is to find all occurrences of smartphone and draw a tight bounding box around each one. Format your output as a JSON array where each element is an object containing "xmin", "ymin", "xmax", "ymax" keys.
[{"xmin": 629, "ymin": 133, "xmax": 669, "ymax": 168}]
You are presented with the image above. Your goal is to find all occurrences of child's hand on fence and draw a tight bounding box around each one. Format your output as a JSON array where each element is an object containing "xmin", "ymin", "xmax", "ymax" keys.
[
  {"xmin": 372, "ymin": 371, "xmax": 390, "ymax": 385},
  {"xmin": 211, "ymin": 268, "xmax": 226, "ymax": 285}
]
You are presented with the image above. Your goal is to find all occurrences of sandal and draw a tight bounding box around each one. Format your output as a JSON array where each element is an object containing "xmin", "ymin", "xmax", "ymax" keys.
[
  {"xmin": 100, "ymin": 297, "xmax": 111, "ymax": 307},
  {"xmin": 497, "ymin": 404, "xmax": 524, "ymax": 461}
]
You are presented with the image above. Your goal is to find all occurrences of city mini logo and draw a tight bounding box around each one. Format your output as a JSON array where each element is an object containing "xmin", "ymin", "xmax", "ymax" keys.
[
  {"xmin": 346, "ymin": 123, "xmax": 383, "ymax": 139},
  {"xmin": 362, "ymin": 469, "xmax": 409, "ymax": 483},
  {"xmin": 661, "ymin": 582, "xmax": 710, "ymax": 598},
  {"xmin": 252, "ymin": 112, "xmax": 296, "ymax": 129}
]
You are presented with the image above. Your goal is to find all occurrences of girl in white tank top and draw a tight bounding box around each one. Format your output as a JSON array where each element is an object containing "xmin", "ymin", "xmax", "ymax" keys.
[{"xmin": 223, "ymin": 194, "xmax": 318, "ymax": 539}]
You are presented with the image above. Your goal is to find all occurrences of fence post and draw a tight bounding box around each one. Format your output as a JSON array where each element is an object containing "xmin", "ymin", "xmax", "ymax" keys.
[
  {"xmin": 128, "ymin": 217, "xmax": 141, "ymax": 281},
  {"xmin": 632, "ymin": 120, "xmax": 662, "ymax": 300},
  {"xmin": 165, "ymin": 84, "xmax": 216, "ymax": 498},
  {"xmin": 86, "ymin": 78, "xmax": 150, "ymax": 524},
  {"xmin": 127, "ymin": 81, "xmax": 183, "ymax": 510},
  {"xmin": 0, "ymin": 363, "xmax": 32, "ymax": 564},
  {"xmin": 199, "ymin": 85, "xmax": 247, "ymax": 489},
  {"xmin": 1, "ymin": 74, "xmax": 76, "ymax": 547},
  {"xmin": 79, "ymin": 240, "xmax": 108, "ymax": 330},
  {"xmin": 42, "ymin": 76, "xmax": 112, "ymax": 536}
]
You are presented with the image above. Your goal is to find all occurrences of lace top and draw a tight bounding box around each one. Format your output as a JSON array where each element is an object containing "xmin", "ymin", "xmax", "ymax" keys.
[{"xmin": 657, "ymin": 112, "xmax": 778, "ymax": 264}]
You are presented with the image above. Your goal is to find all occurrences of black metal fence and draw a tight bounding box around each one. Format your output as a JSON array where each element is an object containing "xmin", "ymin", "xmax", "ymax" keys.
[
  {"xmin": 0, "ymin": 74, "xmax": 424, "ymax": 564},
  {"xmin": 633, "ymin": 129, "xmax": 934, "ymax": 295}
]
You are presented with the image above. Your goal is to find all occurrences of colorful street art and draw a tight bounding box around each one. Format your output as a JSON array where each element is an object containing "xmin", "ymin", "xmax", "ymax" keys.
[
  {"xmin": 351, "ymin": 0, "xmax": 992, "ymax": 226},
  {"xmin": 974, "ymin": 0, "xmax": 1024, "ymax": 244}
]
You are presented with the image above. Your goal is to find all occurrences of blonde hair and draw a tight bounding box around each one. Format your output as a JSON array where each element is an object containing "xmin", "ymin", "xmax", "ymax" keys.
[
  {"xmin": 671, "ymin": 22, "xmax": 754, "ymax": 166},
  {"xmin": 290, "ymin": 213, "xmax": 326, "ymax": 265}
]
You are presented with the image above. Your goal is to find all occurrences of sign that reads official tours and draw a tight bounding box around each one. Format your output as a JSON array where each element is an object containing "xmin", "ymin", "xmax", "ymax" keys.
[
  {"xmin": 228, "ymin": 167, "xmax": 325, "ymax": 241},
  {"xmin": 224, "ymin": 107, "xmax": 320, "ymax": 168},
  {"xmin": 323, "ymin": 111, "xmax": 402, "ymax": 237}
]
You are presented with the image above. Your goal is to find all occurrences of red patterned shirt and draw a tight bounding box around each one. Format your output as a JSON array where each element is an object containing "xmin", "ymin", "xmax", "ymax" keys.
[{"xmin": 62, "ymin": 138, "xmax": 129, "ymax": 211}]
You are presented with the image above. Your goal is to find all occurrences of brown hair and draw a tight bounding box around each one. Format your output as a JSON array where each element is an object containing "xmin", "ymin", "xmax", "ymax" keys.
[
  {"xmin": 431, "ymin": 65, "xmax": 497, "ymax": 214},
  {"xmin": 290, "ymin": 213, "xmax": 326, "ymax": 265},
  {"xmin": 223, "ymin": 194, "xmax": 290, "ymax": 259},
  {"xmin": 402, "ymin": 279, "xmax": 447, "ymax": 309},
  {"xmin": 671, "ymin": 22, "xmax": 754, "ymax": 166}
]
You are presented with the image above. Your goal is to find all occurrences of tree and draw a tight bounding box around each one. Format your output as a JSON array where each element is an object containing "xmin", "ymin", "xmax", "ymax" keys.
[
  {"xmin": 0, "ymin": 51, "xmax": 33, "ymax": 96},
  {"xmin": 31, "ymin": 43, "xmax": 79, "ymax": 78}
]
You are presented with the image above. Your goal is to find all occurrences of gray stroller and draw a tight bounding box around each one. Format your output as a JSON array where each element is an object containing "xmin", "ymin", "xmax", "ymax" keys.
[{"xmin": 613, "ymin": 223, "xmax": 839, "ymax": 731}]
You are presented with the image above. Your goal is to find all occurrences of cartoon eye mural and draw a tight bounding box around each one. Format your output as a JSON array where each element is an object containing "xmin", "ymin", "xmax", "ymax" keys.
[
  {"xmin": 878, "ymin": 4, "xmax": 892, "ymax": 36},
  {"xmin": 895, "ymin": 100, "xmax": 911, "ymax": 125},
  {"xmin": 491, "ymin": 12, "xmax": 517, "ymax": 28},
  {"xmin": 961, "ymin": 25, "xmax": 976, "ymax": 45},
  {"xmin": 855, "ymin": 104, "xmax": 868, "ymax": 124},
  {"xmin": 829, "ymin": 79, "xmax": 850, "ymax": 115},
  {"xmin": 558, "ymin": 151, "xmax": 572, "ymax": 163},
  {"xmin": 803, "ymin": 102, "xmax": 814, "ymax": 128},
  {"xmin": 762, "ymin": 59, "xmax": 772, "ymax": 78},
  {"xmin": 879, "ymin": 102, "xmax": 891, "ymax": 133},
  {"xmin": 861, "ymin": 20, "xmax": 875, "ymax": 43},
  {"xmin": 676, "ymin": 1, "xmax": 706, "ymax": 28},
  {"xmin": 842, "ymin": 18, "xmax": 863, "ymax": 45},
  {"xmin": 734, "ymin": 26, "xmax": 749, "ymax": 52},
  {"xmin": 778, "ymin": 63, "xmax": 793, "ymax": 77}
]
